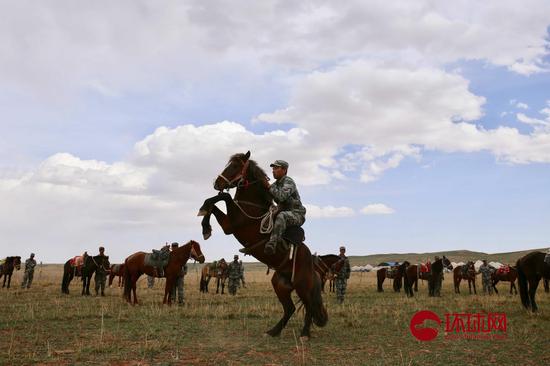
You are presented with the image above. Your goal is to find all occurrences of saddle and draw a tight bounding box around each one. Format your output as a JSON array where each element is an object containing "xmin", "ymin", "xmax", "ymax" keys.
[
  {"xmin": 282, "ymin": 226, "xmax": 305, "ymax": 246},
  {"xmin": 497, "ymin": 265, "xmax": 510, "ymax": 275},
  {"xmin": 461, "ymin": 265, "xmax": 470, "ymax": 276},
  {"xmin": 144, "ymin": 249, "xmax": 171, "ymax": 277},
  {"xmin": 420, "ymin": 264, "xmax": 430, "ymax": 273}
]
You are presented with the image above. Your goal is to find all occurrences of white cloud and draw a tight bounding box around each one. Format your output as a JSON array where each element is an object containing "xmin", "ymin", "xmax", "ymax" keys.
[
  {"xmin": 360, "ymin": 204, "xmax": 395, "ymax": 215},
  {"xmin": 305, "ymin": 205, "xmax": 355, "ymax": 218}
]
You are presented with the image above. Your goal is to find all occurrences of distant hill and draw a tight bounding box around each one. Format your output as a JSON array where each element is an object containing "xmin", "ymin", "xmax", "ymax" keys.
[{"xmin": 346, "ymin": 248, "xmax": 548, "ymax": 267}]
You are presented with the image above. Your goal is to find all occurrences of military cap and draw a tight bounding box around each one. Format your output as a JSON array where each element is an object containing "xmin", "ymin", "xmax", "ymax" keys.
[
  {"xmin": 99, "ymin": 246, "xmax": 105, "ymax": 252},
  {"xmin": 234, "ymin": 254, "xmax": 239, "ymax": 259},
  {"xmin": 339, "ymin": 246, "xmax": 346, "ymax": 251},
  {"xmin": 30, "ymin": 253, "xmax": 35, "ymax": 257},
  {"xmin": 269, "ymin": 160, "xmax": 289, "ymax": 169},
  {"xmin": 171, "ymin": 242, "xmax": 179, "ymax": 248}
]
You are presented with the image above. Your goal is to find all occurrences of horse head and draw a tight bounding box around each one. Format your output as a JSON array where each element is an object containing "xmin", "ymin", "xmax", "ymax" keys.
[
  {"xmin": 13, "ymin": 256, "xmax": 21, "ymax": 270},
  {"xmin": 189, "ymin": 240, "xmax": 206, "ymax": 263},
  {"xmin": 214, "ymin": 151, "xmax": 252, "ymax": 191},
  {"xmin": 442, "ymin": 256, "xmax": 453, "ymax": 271}
]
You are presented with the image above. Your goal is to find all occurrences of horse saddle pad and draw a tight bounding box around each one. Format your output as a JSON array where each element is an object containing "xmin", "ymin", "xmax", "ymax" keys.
[
  {"xmin": 420, "ymin": 264, "xmax": 430, "ymax": 273},
  {"xmin": 70, "ymin": 256, "xmax": 85, "ymax": 267},
  {"xmin": 144, "ymin": 253, "xmax": 170, "ymax": 269},
  {"xmin": 282, "ymin": 226, "xmax": 305, "ymax": 246},
  {"xmin": 497, "ymin": 265, "xmax": 510, "ymax": 275}
]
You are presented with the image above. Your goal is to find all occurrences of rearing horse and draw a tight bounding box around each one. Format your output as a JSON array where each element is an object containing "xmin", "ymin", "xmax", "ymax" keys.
[{"xmin": 198, "ymin": 151, "xmax": 328, "ymax": 339}]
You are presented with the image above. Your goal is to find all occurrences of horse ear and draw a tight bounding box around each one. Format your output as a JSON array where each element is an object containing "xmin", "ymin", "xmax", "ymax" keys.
[{"xmin": 244, "ymin": 151, "xmax": 250, "ymax": 161}]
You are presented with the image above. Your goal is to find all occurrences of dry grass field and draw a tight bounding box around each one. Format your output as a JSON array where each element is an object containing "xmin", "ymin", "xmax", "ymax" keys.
[{"xmin": 1, "ymin": 262, "xmax": 549, "ymax": 365}]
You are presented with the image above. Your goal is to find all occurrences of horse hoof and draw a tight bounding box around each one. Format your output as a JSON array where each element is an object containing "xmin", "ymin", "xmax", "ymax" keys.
[
  {"xmin": 197, "ymin": 209, "xmax": 208, "ymax": 217},
  {"xmin": 203, "ymin": 232, "xmax": 212, "ymax": 240}
]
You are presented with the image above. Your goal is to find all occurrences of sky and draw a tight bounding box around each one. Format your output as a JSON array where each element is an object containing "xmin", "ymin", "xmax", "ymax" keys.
[{"xmin": 1, "ymin": 0, "xmax": 549, "ymax": 263}]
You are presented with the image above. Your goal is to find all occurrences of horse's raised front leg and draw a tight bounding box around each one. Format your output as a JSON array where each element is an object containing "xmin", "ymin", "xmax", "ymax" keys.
[
  {"xmin": 198, "ymin": 193, "xmax": 234, "ymax": 239},
  {"xmin": 266, "ymin": 272, "xmax": 295, "ymax": 337}
]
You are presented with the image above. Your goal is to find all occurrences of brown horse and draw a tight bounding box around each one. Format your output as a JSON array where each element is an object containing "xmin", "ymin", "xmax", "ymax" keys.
[
  {"xmin": 123, "ymin": 240, "xmax": 205, "ymax": 305},
  {"xmin": 109, "ymin": 264, "xmax": 125, "ymax": 288},
  {"xmin": 491, "ymin": 265, "xmax": 517, "ymax": 295},
  {"xmin": 313, "ymin": 254, "xmax": 345, "ymax": 293},
  {"xmin": 516, "ymin": 251, "xmax": 550, "ymax": 311},
  {"xmin": 198, "ymin": 151, "xmax": 328, "ymax": 339},
  {"xmin": 403, "ymin": 263, "xmax": 431, "ymax": 295},
  {"xmin": 199, "ymin": 259, "xmax": 228, "ymax": 294},
  {"xmin": 377, "ymin": 264, "xmax": 405, "ymax": 292},
  {"xmin": 0, "ymin": 256, "xmax": 21, "ymax": 288},
  {"xmin": 453, "ymin": 261, "xmax": 477, "ymax": 294}
]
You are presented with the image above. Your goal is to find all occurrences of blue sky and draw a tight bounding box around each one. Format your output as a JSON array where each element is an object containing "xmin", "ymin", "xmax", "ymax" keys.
[{"xmin": 0, "ymin": 1, "xmax": 549, "ymax": 263}]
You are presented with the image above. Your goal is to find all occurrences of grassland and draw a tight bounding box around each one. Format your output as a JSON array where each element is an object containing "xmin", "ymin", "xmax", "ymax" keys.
[{"xmin": 0, "ymin": 260, "xmax": 549, "ymax": 365}]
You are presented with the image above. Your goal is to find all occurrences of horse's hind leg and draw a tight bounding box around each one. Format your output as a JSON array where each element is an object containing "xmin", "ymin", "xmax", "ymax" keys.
[
  {"xmin": 528, "ymin": 277, "xmax": 540, "ymax": 311},
  {"xmin": 266, "ymin": 272, "xmax": 295, "ymax": 337},
  {"xmin": 511, "ymin": 281, "xmax": 517, "ymax": 295}
]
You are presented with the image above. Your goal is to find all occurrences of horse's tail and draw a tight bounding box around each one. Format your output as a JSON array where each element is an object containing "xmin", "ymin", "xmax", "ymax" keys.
[
  {"xmin": 311, "ymin": 272, "xmax": 328, "ymax": 327},
  {"xmin": 123, "ymin": 262, "xmax": 131, "ymax": 301},
  {"xmin": 516, "ymin": 258, "xmax": 529, "ymax": 309}
]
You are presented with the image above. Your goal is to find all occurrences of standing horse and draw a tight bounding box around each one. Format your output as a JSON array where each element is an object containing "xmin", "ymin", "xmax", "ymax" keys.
[
  {"xmin": 200, "ymin": 259, "xmax": 228, "ymax": 294},
  {"xmin": 491, "ymin": 265, "xmax": 517, "ymax": 295},
  {"xmin": 403, "ymin": 263, "xmax": 431, "ymax": 296},
  {"xmin": 313, "ymin": 254, "xmax": 345, "ymax": 293},
  {"xmin": 61, "ymin": 254, "xmax": 87, "ymax": 294},
  {"xmin": 0, "ymin": 256, "xmax": 21, "ymax": 288},
  {"xmin": 109, "ymin": 264, "xmax": 126, "ymax": 288},
  {"xmin": 123, "ymin": 240, "xmax": 205, "ymax": 305},
  {"xmin": 198, "ymin": 151, "xmax": 328, "ymax": 339},
  {"xmin": 453, "ymin": 261, "xmax": 477, "ymax": 294},
  {"xmin": 516, "ymin": 251, "xmax": 550, "ymax": 312},
  {"xmin": 377, "ymin": 264, "xmax": 405, "ymax": 292},
  {"xmin": 428, "ymin": 256, "xmax": 453, "ymax": 297}
]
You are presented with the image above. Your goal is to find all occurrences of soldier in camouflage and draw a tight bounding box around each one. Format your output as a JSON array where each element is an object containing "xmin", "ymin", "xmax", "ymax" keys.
[
  {"xmin": 94, "ymin": 246, "xmax": 108, "ymax": 296},
  {"xmin": 170, "ymin": 242, "xmax": 187, "ymax": 304},
  {"xmin": 147, "ymin": 275, "xmax": 155, "ymax": 288},
  {"xmin": 335, "ymin": 246, "xmax": 351, "ymax": 304},
  {"xmin": 479, "ymin": 259, "xmax": 493, "ymax": 295},
  {"xmin": 264, "ymin": 160, "xmax": 306, "ymax": 255},
  {"xmin": 21, "ymin": 253, "xmax": 37, "ymax": 289},
  {"xmin": 227, "ymin": 255, "xmax": 242, "ymax": 295}
]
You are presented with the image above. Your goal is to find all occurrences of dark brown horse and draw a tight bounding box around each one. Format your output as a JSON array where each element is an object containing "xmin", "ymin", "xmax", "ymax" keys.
[
  {"xmin": 61, "ymin": 254, "xmax": 87, "ymax": 294},
  {"xmin": 123, "ymin": 240, "xmax": 205, "ymax": 305},
  {"xmin": 516, "ymin": 251, "xmax": 550, "ymax": 311},
  {"xmin": 61, "ymin": 253, "xmax": 110, "ymax": 295},
  {"xmin": 453, "ymin": 261, "xmax": 477, "ymax": 294},
  {"xmin": 109, "ymin": 264, "xmax": 125, "ymax": 287},
  {"xmin": 198, "ymin": 151, "xmax": 328, "ymax": 339},
  {"xmin": 404, "ymin": 257, "xmax": 452, "ymax": 297},
  {"xmin": 200, "ymin": 259, "xmax": 228, "ymax": 294},
  {"xmin": 0, "ymin": 256, "xmax": 21, "ymax": 288},
  {"xmin": 377, "ymin": 264, "xmax": 405, "ymax": 292},
  {"xmin": 491, "ymin": 265, "xmax": 517, "ymax": 295},
  {"xmin": 313, "ymin": 254, "xmax": 345, "ymax": 293}
]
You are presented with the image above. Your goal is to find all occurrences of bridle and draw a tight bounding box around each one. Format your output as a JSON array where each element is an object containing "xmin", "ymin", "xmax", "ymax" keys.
[{"xmin": 217, "ymin": 159, "xmax": 250, "ymax": 190}]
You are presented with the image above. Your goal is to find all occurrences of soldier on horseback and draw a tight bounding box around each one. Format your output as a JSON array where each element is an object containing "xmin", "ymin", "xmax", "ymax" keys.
[{"xmin": 262, "ymin": 160, "xmax": 306, "ymax": 255}]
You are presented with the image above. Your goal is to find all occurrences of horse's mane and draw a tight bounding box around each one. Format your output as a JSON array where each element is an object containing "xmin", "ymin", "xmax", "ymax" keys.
[{"xmin": 229, "ymin": 154, "xmax": 268, "ymax": 182}]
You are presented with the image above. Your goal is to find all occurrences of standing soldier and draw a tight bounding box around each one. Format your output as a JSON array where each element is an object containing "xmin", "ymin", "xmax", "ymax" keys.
[
  {"xmin": 239, "ymin": 260, "xmax": 246, "ymax": 288},
  {"xmin": 21, "ymin": 253, "xmax": 37, "ymax": 289},
  {"xmin": 479, "ymin": 259, "xmax": 493, "ymax": 295},
  {"xmin": 431, "ymin": 255, "xmax": 444, "ymax": 297},
  {"xmin": 227, "ymin": 255, "xmax": 242, "ymax": 295},
  {"xmin": 170, "ymin": 242, "xmax": 187, "ymax": 305},
  {"xmin": 94, "ymin": 246, "xmax": 108, "ymax": 296},
  {"xmin": 147, "ymin": 275, "xmax": 155, "ymax": 289},
  {"xmin": 335, "ymin": 246, "xmax": 351, "ymax": 304}
]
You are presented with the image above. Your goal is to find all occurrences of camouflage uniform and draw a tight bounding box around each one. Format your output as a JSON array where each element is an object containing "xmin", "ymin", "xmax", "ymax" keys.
[
  {"xmin": 171, "ymin": 264, "xmax": 187, "ymax": 304},
  {"xmin": 147, "ymin": 275, "xmax": 155, "ymax": 288},
  {"xmin": 335, "ymin": 253, "xmax": 351, "ymax": 304},
  {"xmin": 21, "ymin": 254, "xmax": 37, "ymax": 289},
  {"xmin": 266, "ymin": 169, "xmax": 306, "ymax": 254},
  {"xmin": 479, "ymin": 262, "xmax": 493, "ymax": 295},
  {"xmin": 227, "ymin": 257, "xmax": 241, "ymax": 295},
  {"xmin": 94, "ymin": 248, "xmax": 108, "ymax": 296}
]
